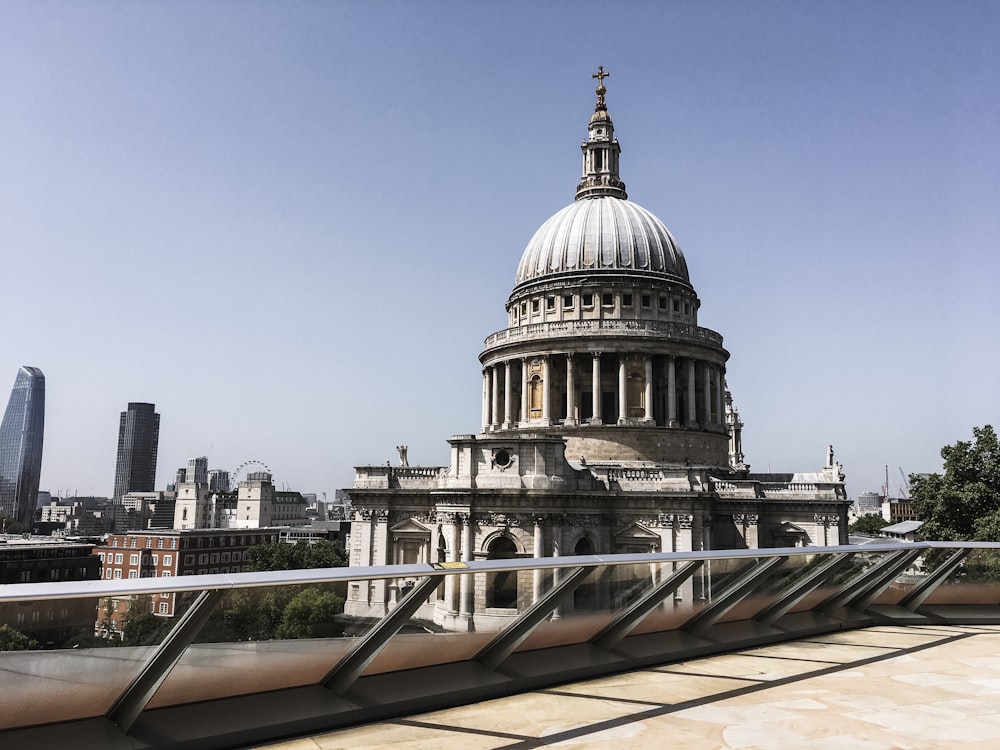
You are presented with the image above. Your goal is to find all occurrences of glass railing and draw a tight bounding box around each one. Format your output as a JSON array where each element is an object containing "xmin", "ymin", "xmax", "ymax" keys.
[{"xmin": 1, "ymin": 541, "xmax": 998, "ymax": 749}]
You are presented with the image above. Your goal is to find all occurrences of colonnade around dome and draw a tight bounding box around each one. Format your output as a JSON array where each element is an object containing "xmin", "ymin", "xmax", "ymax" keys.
[{"xmin": 482, "ymin": 351, "xmax": 727, "ymax": 432}]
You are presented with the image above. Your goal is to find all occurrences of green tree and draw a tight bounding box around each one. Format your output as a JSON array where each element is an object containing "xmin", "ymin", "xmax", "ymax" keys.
[
  {"xmin": 224, "ymin": 587, "xmax": 294, "ymax": 641},
  {"xmin": 0, "ymin": 513, "xmax": 29, "ymax": 535},
  {"xmin": 245, "ymin": 540, "xmax": 348, "ymax": 572},
  {"xmin": 0, "ymin": 624, "xmax": 39, "ymax": 651},
  {"xmin": 120, "ymin": 596, "xmax": 170, "ymax": 646},
  {"xmin": 275, "ymin": 588, "xmax": 345, "ymax": 640},
  {"xmin": 224, "ymin": 540, "xmax": 348, "ymax": 641},
  {"xmin": 911, "ymin": 425, "xmax": 1000, "ymax": 541},
  {"xmin": 849, "ymin": 514, "xmax": 889, "ymax": 535}
]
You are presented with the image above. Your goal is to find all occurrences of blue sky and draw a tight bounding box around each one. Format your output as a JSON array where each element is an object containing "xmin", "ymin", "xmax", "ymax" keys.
[{"xmin": 2, "ymin": 1, "xmax": 997, "ymax": 500}]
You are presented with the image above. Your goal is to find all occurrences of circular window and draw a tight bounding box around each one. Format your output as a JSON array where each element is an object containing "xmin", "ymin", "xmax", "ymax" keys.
[{"xmin": 494, "ymin": 449, "xmax": 512, "ymax": 468}]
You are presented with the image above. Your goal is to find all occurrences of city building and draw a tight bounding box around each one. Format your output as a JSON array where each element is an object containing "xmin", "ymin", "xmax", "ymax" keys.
[
  {"xmin": 0, "ymin": 366, "xmax": 45, "ymax": 527},
  {"xmin": 0, "ymin": 537, "xmax": 100, "ymax": 644},
  {"xmin": 112, "ymin": 402, "xmax": 160, "ymax": 504},
  {"xmin": 93, "ymin": 528, "xmax": 280, "ymax": 636},
  {"xmin": 345, "ymin": 73, "xmax": 851, "ymax": 629},
  {"xmin": 173, "ymin": 472, "xmax": 307, "ymax": 530},
  {"xmin": 855, "ymin": 491, "xmax": 883, "ymax": 515},
  {"xmin": 175, "ymin": 458, "xmax": 229, "ymax": 492},
  {"xmin": 207, "ymin": 469, "xmax": 230, "ymax": 493}
]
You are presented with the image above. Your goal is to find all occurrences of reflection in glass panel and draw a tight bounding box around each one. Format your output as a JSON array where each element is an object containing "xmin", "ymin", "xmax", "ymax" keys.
[
  {"xmin": 924, "ymin": 548, "xmax": 1000, "ymax": 606},
  {"xmin": 148, "ymin": 581, "xmax": 351, "ymax": 709},
  {"xmin": 0, "ymin": 592, "xmax": 179, "ymax": 730}
]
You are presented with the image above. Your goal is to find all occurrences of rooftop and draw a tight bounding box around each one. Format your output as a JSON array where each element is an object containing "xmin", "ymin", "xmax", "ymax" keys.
[{"xmin": 251, "ymin": 624, "xmax": 1000, "ymax": 749}]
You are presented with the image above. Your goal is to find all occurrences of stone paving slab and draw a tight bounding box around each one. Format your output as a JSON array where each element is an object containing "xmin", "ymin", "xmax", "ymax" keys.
[{"xmin": 248, "ymin": 625, "xmax": 1000, "ymax": 750}]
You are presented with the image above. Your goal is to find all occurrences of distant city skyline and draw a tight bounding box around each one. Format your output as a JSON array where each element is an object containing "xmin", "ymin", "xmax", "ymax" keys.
[{"xmin": 2, "ymin": 2, "xmax": 997, "ymax": 501}]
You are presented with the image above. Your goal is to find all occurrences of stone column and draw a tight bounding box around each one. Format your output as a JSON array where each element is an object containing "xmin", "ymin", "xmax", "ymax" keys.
[
  {"xmin": 667, "ymin": 356, "xmax": 677, "ymax": 427},
  {"xmin": 591, "ymin": 353, "xmax": 603, "ymax": 425},
  {"xmin": 503, "ymin": 360, "xmax": 514, "ymax": 429},
  {"xmin": 520, "ymin": 358, "xmax": 529, "ymax": 427},
  {"xmin": 551, "ymin": 519, "xmax": 563, "ymax": 619},
  {"xmin": 686, "ymin": 359, "xmax": 698, "ymax": 427},
  {"xmin": 371, "ymin": 509, "xmax": 389, "ymax": 613},
  {"xmin": 441, "ymin": 513, "xmax": 458, "ymax": 613},
  {"xmin": 491, "ymin": 365, "xmax": 501, "ymax": 431},
  {"xmin": 618, "ymin": 358, "xmax": 627, "ymax": 424},
  {"xmin": 541, "ymin": 356, "xmax": 551, "ymax": 426},
  {"xmin": 481, "ymin": 369, "xmax": 490, "ymax": 433},
  {"xmin": 459, "ymin": 514, "xmax": 473, "ymax": 622},
  {"xmin": 564, "ymin": 354, "xmax": 577, "ymax": 426},
  {"xmin": 532, "ymin": 516, "xmax": 544, "ymax": 604},
  {"xmin": 644, "ymin": 356, "xmax": 654, "ymax": 423},
  {"xmin": 703, "ymin": 363, "xmax": 712, "ymax": 426},
  {"xmin": 675, "ymin": 514, "xmax": 694, "ymax": 603},
  {"xmin": 716, "ymin": 367, "xmax": 725, "ymax": 427}
]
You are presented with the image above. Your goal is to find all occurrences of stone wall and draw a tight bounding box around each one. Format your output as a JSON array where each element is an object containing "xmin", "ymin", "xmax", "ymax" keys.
[{"xmin": 564, "ymin": 426, "xmax": 729, "ymax": 466}]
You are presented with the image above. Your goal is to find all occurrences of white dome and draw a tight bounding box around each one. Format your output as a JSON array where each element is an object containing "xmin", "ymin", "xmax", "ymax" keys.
[{"xmin": 514, "ymin": 196, "xmax": 690, "ymax": 286}]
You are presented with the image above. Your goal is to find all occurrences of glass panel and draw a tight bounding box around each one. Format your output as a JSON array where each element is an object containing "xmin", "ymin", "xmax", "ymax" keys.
[
  {"xmin": 362, "ymin": 564, "xmax": 605, "ymax": 671},
  {"xmin": 147, "ymin": 580, "xmax": 351, "ymax": 709},
  {"xmin": 923, "ymin": 548, "xmax": 1000, "ymax": 606},
  {"xmin": 787, "ymin": 550, "xmax": 889, "ymax": 614},
  {"xmin": 517, "ymin": 563, "xmax": 673, "ymax": 652},
  {"xmin": 716, "ymin": 554, "xmax": 805, "ymax": 623},
  {"xmin": 871, "ymin": 548, "xmax": 933, "ymax": 605},
  {"xmin": 0, "ymin": 592, "xmax": 184, "ymax": 730}
]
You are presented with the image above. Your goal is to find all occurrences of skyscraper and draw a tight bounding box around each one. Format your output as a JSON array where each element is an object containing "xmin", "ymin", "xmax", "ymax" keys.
[
  {"xmin": 0, "ymin": 366, "xmax": 46, "ymax": 527},
  {"xmin": 113, "ymin": 403, "xmax": 160, "ymax": 502}
]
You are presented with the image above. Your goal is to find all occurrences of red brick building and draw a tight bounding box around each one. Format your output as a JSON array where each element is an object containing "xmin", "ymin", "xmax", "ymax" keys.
[{"xmin": 94, "ymin": 528, "xmax": 280, "ymax": 637}]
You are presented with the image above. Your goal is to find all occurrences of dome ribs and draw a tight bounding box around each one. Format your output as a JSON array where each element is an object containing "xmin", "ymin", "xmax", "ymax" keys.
[{"xmin": 513, "ymin": 198, "xmax": 690, "ymax": 287}]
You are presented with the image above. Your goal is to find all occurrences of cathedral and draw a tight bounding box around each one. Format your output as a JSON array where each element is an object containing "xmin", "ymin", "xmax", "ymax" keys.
[{"xmin": 345, "ymin": 71, "xmax": 850, "ymax": 630}]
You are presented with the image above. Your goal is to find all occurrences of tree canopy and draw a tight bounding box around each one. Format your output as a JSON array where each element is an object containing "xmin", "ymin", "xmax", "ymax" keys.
[
  {"xmin": 245, "ymin": 539, "xmax": 348, "ymax": 572},
  {"xmin": 911, "ymin": 425, "xmax": 1000, "ymax": 541},
  {"xmin": 224, "ymin": 539, "xmax": 348, "ymax": 641},
  {"xmin": 0, "ymin": 624, "xmax": 39, "ymax": 651},
  {"xmin": 848, "ymin": 514, "xmax": 889, "ymax": 535},
  {"xmin": 120, "ymin": 596, "xmax": 171, "ymax": 646}
]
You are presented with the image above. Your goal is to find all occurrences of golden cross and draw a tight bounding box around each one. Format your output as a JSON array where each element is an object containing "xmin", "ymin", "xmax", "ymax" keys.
[{"xmin": 592, "ymin": 66, "xmax": 610, "ymax": 87}]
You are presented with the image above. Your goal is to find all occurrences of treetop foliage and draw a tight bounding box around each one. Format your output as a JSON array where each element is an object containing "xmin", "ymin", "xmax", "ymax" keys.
[
  {"xmin": 245, "ymin": 539, "xmax": 348, "ymax": 572},
  {"xmin": 911, "ymin": 425, "xmax": 1000, "ymax": 542},
  {"xmin": 848, "ymin": 514, "xmax": 889, "ymax": 535}
]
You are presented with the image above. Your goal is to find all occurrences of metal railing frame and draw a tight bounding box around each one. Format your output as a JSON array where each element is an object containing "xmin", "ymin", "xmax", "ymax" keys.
[{"xmin": 1, "ymin": 541, "xmax": 999, "ymax": 750}]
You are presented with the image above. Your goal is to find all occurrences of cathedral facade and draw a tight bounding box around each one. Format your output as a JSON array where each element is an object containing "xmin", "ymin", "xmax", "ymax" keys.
[{"xmin": 345, "ymin": 72, "xmax": 850, "ymax": 630}]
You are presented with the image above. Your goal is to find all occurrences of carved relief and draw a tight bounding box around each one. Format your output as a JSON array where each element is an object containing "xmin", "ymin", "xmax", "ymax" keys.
[
  {"xmin": 390, "ymin": 511, "xmax": 435, "ymax": 525},
  {"xmin": 473, "ymin": 512, "xmax": 527, "ymax": 529}
]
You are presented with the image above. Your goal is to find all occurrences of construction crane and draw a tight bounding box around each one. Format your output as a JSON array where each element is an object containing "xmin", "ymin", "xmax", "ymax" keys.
[{"xmin": 898, "ymin": 467, "xmax": 910, "ymax": 499}]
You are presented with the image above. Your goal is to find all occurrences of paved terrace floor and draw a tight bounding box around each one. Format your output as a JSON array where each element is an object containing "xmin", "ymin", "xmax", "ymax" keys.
[{"xmin": 248, "ymin": 625, "xmax": 1000, "ymax": 750}]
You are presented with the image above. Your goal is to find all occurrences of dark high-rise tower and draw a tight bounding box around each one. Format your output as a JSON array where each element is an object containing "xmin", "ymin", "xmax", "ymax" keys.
[
  {"xmin": 0, "ymin": 366, "xmax": 46, "ymax": 527},
  {"xmin": 113, "ymin": 403, "xmax": 160, "ymax": 502}
]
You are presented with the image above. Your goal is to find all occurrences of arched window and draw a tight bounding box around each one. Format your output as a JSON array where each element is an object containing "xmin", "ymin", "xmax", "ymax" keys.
[{"xmin": 486, "ymin": 535, "xmax": 518, "ymax": 609}]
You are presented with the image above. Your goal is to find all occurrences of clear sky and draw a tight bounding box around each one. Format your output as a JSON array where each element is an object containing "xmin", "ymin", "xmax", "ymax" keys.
[{"xmin": 2, "ymin": 1, "xmax": 997, "ymax": 501}]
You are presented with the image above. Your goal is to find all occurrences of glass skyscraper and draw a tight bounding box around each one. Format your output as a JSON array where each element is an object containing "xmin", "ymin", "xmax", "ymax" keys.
[
  {"xmin": 113, "ymin": 402, "xmax": 160, "ymax": 502},
  {"xmin": 0, "ymin": 366, "xmax": 46, "ymax": 527}
]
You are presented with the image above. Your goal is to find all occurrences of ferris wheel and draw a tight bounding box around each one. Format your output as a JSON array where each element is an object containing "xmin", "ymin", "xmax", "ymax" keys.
[{"xmin": 230, "ymin": 459, "xmax": 274, "ymax": 486}]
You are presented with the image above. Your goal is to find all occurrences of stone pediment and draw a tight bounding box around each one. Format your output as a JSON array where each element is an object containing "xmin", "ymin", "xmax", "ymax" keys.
[
  {"xmin": 777, "ymin": 521, "xmax": 808, "ymax": 535},
  {"xmin": 390, "ymin": 518, "xmax": 432, "ymax": 535},
  {"xmin": 614, "ymin": 521, "xmax": 659, "ymax": 541}
]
